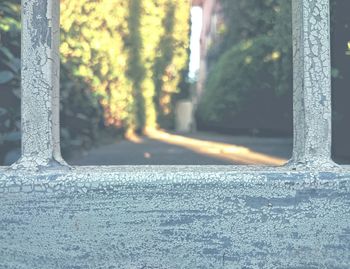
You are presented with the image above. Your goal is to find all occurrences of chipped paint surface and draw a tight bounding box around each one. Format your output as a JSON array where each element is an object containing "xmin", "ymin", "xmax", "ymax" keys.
[
  {"xmin": 1, "ymin": 0, "xmax": 350, "ymax": 267},
  {"xmin": 291, "ymin": 0, "xmax": 335, "ymax": 168},
  {"xmin": 17, "ymin": 0, "xmax": 65, "ymax": 169},
  {"xmin": 0, "ymin": 166, "xmax": 350, "ymax": 268},
  {"xmin": 15, "ymin": 0, "xmax": 337, "ymax": 170}
]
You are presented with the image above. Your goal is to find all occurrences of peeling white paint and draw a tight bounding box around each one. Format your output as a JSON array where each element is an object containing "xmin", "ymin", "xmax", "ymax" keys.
[
  {"xmin": 14, "ymin": 0, "xmax": 66, "ymax": 170},
  {"xmin": 0, "ymin": 166, "xmax": 350, "ymax": 268},
  {"xmin": 290, "ymin": 0, "xmax": 336, "ymax": 168},
  {"xmin": 0, "ymin": 0, "xmax": 349, "ymax": 267}
]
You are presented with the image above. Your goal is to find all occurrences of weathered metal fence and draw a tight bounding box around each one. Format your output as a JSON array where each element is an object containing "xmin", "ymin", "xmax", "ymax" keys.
[{"xmin": 0, "ymin": 0, "xmax": 349, "ymax": 268}]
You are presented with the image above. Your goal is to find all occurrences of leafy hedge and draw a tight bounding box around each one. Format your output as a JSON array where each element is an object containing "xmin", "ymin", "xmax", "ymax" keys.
[
  {"xmin": 0, "ymin": 0, "xmax": 105, "ymax": 163},
  {"xmin": 60, "ymin": 0, "xmax": 190, "ymax": 132},
  {"xmin": 198, "ymin": 0, "xmax": 350, "ymax": 161},
  {"xmin": 0, "ymin": 0, "xmax": 22, "ymax": 164},
  {"xmin": 199, "ymin": 36, "xmax": 290, "ymax": 121},
  {"xmin": 0, "ymin": 0, "xmax": 191, "ymax": 164},
  {"xmin": 197, "ymin": 0, "xmax": 293, "ymax": 134}
]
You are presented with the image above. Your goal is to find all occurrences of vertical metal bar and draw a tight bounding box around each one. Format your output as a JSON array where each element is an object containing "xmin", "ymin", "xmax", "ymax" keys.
[
  {"xmin": 14, "ymin": 0, "xmax": 67, "ymax": 169},
  {"xmin": 290, "ymin": 0, "xmax": 336, "ymax": 168}
]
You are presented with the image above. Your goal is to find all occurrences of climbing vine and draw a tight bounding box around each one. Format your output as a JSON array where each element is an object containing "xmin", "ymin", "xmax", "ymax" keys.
[
  {"xmin": 0, "ymin": 0, "xmax": 191, "ymax": 164},
  {"xmin": 60, "ymin": 0, "xmax": 191, "ymax": 133}
]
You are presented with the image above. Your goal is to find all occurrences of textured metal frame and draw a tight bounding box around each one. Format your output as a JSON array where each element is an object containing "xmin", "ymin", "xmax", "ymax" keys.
[
  {"xmin": 0, "ymin": 0, "xmax": 349, "ymax": 268},
  {"xmin": 6, "ymin": 0, "xmax": 338, "ymax": 170}
]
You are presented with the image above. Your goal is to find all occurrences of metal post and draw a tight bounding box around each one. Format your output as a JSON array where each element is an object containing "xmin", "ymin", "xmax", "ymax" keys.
[
  {"xmin": 13, "ymin": 0, "xmax": 67, "ymax": 169},
  {"xmin": 290, "ymin": 0, "xmax": 337, "ymax": 168}
]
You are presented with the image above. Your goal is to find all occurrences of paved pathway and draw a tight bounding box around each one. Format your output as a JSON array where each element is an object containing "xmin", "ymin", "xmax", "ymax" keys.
[{"xmin": 69, "ymin": 131, "xmax": 292, "ymax": 166}]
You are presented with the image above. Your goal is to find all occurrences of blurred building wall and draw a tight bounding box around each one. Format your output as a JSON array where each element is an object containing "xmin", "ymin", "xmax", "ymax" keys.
[{"xmin": 192, "ymin": 0, "xmax": 223, "ymax": 103}]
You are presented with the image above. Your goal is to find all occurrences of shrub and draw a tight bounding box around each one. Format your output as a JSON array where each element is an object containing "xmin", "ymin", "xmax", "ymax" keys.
[
  {"xmin": 197, "ymin": 0, "xmax": 293, "ymax": 134},
  {"xmin": 197, "ymin": 36, "xmax": 292, "ymax": 134},
  {"xmin": 0, "ymin": 0, "xmax": 191, "ymax": 164}
]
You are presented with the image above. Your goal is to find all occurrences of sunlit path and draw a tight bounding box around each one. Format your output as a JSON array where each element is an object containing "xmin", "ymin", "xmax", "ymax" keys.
[
  {"xmin": 145, "ymin": 129, "xmax": 289, "ymax": 166},
  {"xmin": 69, "ymin": 130, "xmax": 291, "ymax": 166}
]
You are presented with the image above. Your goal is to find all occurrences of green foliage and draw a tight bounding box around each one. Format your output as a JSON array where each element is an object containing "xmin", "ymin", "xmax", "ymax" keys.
[
  {"xmin": 199, "ymin": 0, "xmax": 345, "ymax": 136},
  {"xmin": 199, "ymin": 36, "xmax": 291, "ymax": 121},
  {"xmin": 126, "ymin": 0, "xmax": 146, "ymax": 130},
  {"xmin": 0, "ymin": 0, "xmax": 105, "ymax": 162},
  {"xmin": 61, "ymin": 0, "xmax": 190, "ymax": 133},
  {"xmin": 0, "ymin": 0, "xmax": 21, "ymax": 164},
  {"xmin": 153, "ymin": 2, "xmax": 176, "ymax": 125},
  {"xmin": 198, "ymin": 0, "xmax": 293, "ymax": 133},
  {"xmin": 0, "ymin": 0, "xmax": 191, "ymax": 164}
]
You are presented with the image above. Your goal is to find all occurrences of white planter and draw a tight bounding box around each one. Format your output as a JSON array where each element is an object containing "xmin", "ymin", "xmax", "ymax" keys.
[{"xmin": 175, "ymin": 100, "xmax": 194, "ymax": 133}]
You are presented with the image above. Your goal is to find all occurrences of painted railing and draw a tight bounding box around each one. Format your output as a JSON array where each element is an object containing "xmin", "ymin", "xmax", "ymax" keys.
[{"xmin": 0, "ymin": 0, "xmax": 349, "ymax": 268}]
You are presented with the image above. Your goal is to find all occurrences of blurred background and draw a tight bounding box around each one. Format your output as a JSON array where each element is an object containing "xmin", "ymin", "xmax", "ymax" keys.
[{"xmin": 0, "ymin": 0, "xmax": 349, "ymax": 165}]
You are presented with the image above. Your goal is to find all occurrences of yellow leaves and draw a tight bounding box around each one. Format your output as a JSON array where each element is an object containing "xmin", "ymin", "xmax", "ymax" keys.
[
  {"xmin": 264, "ymin": 51, "xmax": 281, "ymax": 62},
  {"xmin": 0, "ymin": 24, "xmax": 10, "ymax": 31},
  {"xmin": 59, "ymin": 0, "xmax": 191, "ymax": 129},
  {"xmin": 271, "ymin": 51, "xmax": 281, "ymax": 61},
  {"xmin": 245, "ymin": 56, "xmax": 253, "ymax": 65},
  {"xmin": 60, "ymin": 42, "xmax": 70, "ymax": 58},
  {"xmin": 100, "ymin": 62, "xmax": 109, "ymax": 77},
  {"xmin": 218, "ymin": 24, "xmax": 227, "ymax": 35},
  {"xmin": 81, "ymin": 27, "xmax": 93, "ymax": 38},
  {"xmin": 91, "ymin": 38, "xmax": 102, "ymax": 50},
  {"xmin": 160, "ymin": 93, "xmax": 172, "ymax": 115},
  {"xmin": 242, "ymin": 40, "xmax": 253, "ymax": 51},
  {"xmin": 77, "ymin": 65, "xmax": 93, "ymax": 78}
]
